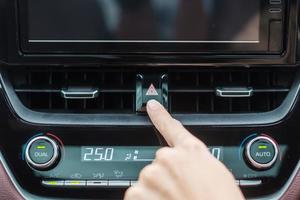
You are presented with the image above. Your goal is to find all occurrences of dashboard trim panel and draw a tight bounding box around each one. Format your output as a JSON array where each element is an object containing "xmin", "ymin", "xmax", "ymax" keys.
[{"xmin": 0, "ymin": 69, "xmax": 299, "ymax": 127}]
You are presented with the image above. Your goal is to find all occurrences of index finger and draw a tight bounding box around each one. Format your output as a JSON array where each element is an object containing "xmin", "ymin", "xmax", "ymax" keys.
[{"xmin": 146, "ymin": 100, "xmax": 193, "ymax": 147}]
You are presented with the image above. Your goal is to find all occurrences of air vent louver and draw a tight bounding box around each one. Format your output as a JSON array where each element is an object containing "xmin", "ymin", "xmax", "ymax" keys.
[
  {"xmin": 168, "ymin": 69, "xmax": 294, "ymax": 113},
  {"xmin": 8, "ymin": 68, "xmax": 295, "ymax": 114},
  {"xmin": 10, "ymin": 69, "xmax": 136, "ymax": 113}
]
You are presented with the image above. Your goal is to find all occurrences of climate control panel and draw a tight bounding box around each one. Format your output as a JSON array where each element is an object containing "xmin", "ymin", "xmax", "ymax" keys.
[{"xmin": 22, "ymin": 133, "xmax": 285, "ymax": 189}]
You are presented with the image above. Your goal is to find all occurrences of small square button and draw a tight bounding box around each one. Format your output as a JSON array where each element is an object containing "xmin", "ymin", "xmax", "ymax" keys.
[{"xmin": 136, "ymin": 74, "xmax": 168, "ymax": 112}]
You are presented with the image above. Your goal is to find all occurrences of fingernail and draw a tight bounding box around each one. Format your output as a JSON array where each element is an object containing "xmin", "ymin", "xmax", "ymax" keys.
[{"xmin": 147, "ymin": 99, "xmax": 160, "ymax": 111}]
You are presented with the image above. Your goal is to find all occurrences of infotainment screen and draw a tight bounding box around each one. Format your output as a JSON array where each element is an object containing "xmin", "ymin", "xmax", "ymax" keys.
[
  {"xmin": 28, "ymin": 0, "xmax": 260, "ymax": 43},
  {"xmin": 19, "ymin": 0, "xmax": 284, "ymax": 54}
]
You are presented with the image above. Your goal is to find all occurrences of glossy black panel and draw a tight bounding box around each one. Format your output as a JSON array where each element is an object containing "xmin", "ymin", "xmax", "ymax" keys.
[
  {"xmin": 28, "ymin": 0, "xmax": 260, "ymax": 42},
  {"xmin": 19, "ymin": 0, "xmax": 273, "ymax": 53},
  {"xmin": 0, "ymin": 0, "xmax": 5, "ymax": 62},
  {"xmin": 0, "ymin": 0, "xmax": 296, "ymax": 65}
]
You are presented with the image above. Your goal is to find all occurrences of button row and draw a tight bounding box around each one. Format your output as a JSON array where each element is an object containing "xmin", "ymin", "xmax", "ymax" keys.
[
  {"xmin": 43, "ymin": 179, "xmax": 262, "ymax": 188},
  {"xmin": 42, "ymin": 180, "xmax": 136, "ymax": 187}
]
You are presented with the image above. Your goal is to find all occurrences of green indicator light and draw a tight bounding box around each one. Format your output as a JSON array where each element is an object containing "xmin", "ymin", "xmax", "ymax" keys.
[
  {"xmin": 70, "ymin": 181, "xmax": 81, "ymax": 184},
  {"xmin": 37, "ymin": 146, "xmax": 46, "ymax": 149},
  {"xmin": 258, "ymin": 145, "xmax": 267, "ymax": 149},
  {"xmin": 48, "ymin": 181, "xmax": 58, "ymax": 185}
]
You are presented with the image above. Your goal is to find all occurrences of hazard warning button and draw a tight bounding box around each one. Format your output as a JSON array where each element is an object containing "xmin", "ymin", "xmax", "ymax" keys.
[
  {"xmin": 146, "ymin": 84, "xmax": 159, "ymax": 96},
  {"xmin": 136, "ymin": 74, "xmax": 168, "ymax": 112}
]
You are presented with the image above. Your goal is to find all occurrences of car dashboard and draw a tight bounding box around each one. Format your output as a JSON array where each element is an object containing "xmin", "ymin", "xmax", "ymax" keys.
[{"xmin": 0, "ymin": 0, "xmax": 300, "ymax": 199}]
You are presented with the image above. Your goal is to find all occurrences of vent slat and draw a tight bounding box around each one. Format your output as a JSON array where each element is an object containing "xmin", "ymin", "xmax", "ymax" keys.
[
  {"xmin": 14, "ymin": 88, "xmax": 290, "ymax": 94},
  {"xmin": 15, "ymin": 89, "xmax": 135, "ymax": 93}
]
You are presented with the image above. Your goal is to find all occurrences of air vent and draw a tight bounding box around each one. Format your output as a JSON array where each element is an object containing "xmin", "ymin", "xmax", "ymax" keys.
[
  {"xmin": 8, "ymin": 68, "xmax": 295, "ymax": 114},
  {"xmin": 9, "ymin": 68, "xmax": 136, "ymax": 113},
  {"xmin": 168, "ymin": 69, "xmax": 295, "ymax": 113}
]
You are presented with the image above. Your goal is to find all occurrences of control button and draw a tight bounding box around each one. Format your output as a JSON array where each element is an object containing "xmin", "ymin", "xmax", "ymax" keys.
[
  {"xmin": 269, "ymin": 0, "xmax": 282, "ymax": 4},
  {"xmin": 245, "ymin": 136, "xmax": 278, "ymax": 170},
  {"xmin": 25, "ymin": 136, "xmax": 60, "ymax": 170},
  {"xmin": 239, "ymin": 180, "xmax": 262, "ymax": 187},
  {"xmin": 42, "ymin": 180, "xmax": 64, "ymax": 187},
  {"xmin": 108, "ymin": 180, "xmax": 130, "ymax": 187},
  {"xmin": 65, "ymin": 180, "xmax": 86, "ymax": 187},
  {"xmin": 130, "ymin": 180, "xmax": 138, "ymax": 186},
  {"xmin": 136, "ymin": 74, "xmax": 168, "ymax": 112},
  {"xmin": 269, "ymin": 8, "xmax": 282, "ymax": 13},
  {"xmin": 87, "ymin": 180, "xmax": 109, "ymax": 187}
]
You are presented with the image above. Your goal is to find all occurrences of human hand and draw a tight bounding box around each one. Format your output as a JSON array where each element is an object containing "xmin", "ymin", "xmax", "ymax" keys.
[{"xmin": 124, "ymin": 100, "xmax": 245, "ymax": 200}]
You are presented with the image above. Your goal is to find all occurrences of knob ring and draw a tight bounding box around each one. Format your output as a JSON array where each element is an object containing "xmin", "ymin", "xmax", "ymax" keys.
[
  {"xmin": 245, "ymin": 136, "xmax": 278, "ymax": 169},
  {"xmin": 25, "ymin": 136, "xmax": 59, "ymax": 170}
]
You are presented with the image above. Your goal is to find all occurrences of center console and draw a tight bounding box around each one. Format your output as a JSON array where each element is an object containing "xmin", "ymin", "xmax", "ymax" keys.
[{"xmin": 0, "ymin": 0, "xmax": 299, "ymax": 199}]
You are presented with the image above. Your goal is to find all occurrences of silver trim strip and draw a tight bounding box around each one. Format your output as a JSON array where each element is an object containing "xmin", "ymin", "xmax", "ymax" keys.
[
  {"xmin": 240, "ymin": 180, "xmax": 263, "ymax": 187},
  {"xmin": 86, "ymin": 180, "xmax": 109, "ymax": 186},
  {"xmin": 269, "ymin": 0, "xmax": 282, "ymax": 4},
  {"xmin": 108, "ymin": 180, "xmax": 130, "ymax": 187},
  {"xmin": 61, "ymin": 88, "xmax": 99, "ymax": 99},
  {"xmin": 215, "ymin": 87, "xmax": 254, "ymax": 98},
  {"xmin": 269, "ymin": 8, "xmax": 282, "ymax": 13},
  {"xmin": 28, "ymin": 40, "xmax": 260, "ymax": 44}
]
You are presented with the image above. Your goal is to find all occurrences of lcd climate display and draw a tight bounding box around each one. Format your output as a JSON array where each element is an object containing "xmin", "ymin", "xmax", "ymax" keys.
[{"xmin": 81, "ymin": 146, "xmax": 222, "ymax": 162}]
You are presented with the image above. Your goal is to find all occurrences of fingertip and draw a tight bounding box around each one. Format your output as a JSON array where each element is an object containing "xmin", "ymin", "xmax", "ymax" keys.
[
  {"xmin": 146, "ymin": 100, "xmax": 190, "ymax": 147},
  {"xmin": 146, "ymin": 99, "xmax": 162, "ymax": 112}
]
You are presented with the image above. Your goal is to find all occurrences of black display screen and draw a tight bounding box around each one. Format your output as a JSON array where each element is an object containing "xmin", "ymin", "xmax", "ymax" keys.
[{"xmin": 28, "ymin": 0, "xmax": 260, "ymax": 43}]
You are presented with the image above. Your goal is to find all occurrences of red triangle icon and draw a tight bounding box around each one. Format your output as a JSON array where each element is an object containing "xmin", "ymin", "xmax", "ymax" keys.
[{"xmin": 146, "ymin": 84, "xmax": 159, "ymax": 96}]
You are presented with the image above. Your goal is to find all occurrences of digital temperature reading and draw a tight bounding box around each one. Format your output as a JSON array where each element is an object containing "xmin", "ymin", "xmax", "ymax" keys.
[
  {"xmin": 82, "ymin": 147, "xmax": 114, "ymax": 161},
  {"xmin": 81, "ymin": 146, "xmax": 158, "ymax": 162},
  {"xmin": 81, "ymin": 146, "xmax": 223, "ymax": 162}
]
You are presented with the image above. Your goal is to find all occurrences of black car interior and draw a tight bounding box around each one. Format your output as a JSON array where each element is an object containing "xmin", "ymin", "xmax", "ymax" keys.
[{"xmin": 0, "ymin": 0, "xmax": 300, "ymax": 199}]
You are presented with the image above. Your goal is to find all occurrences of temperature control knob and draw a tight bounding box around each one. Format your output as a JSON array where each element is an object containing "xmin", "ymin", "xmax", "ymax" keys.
[
  {"xmin": 25, "ymin": 136, "xmax": 60, "ymax": 170},
  {"xmin": 245, "ymin": 136, "xmax": 278, "ymax": 170}
]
